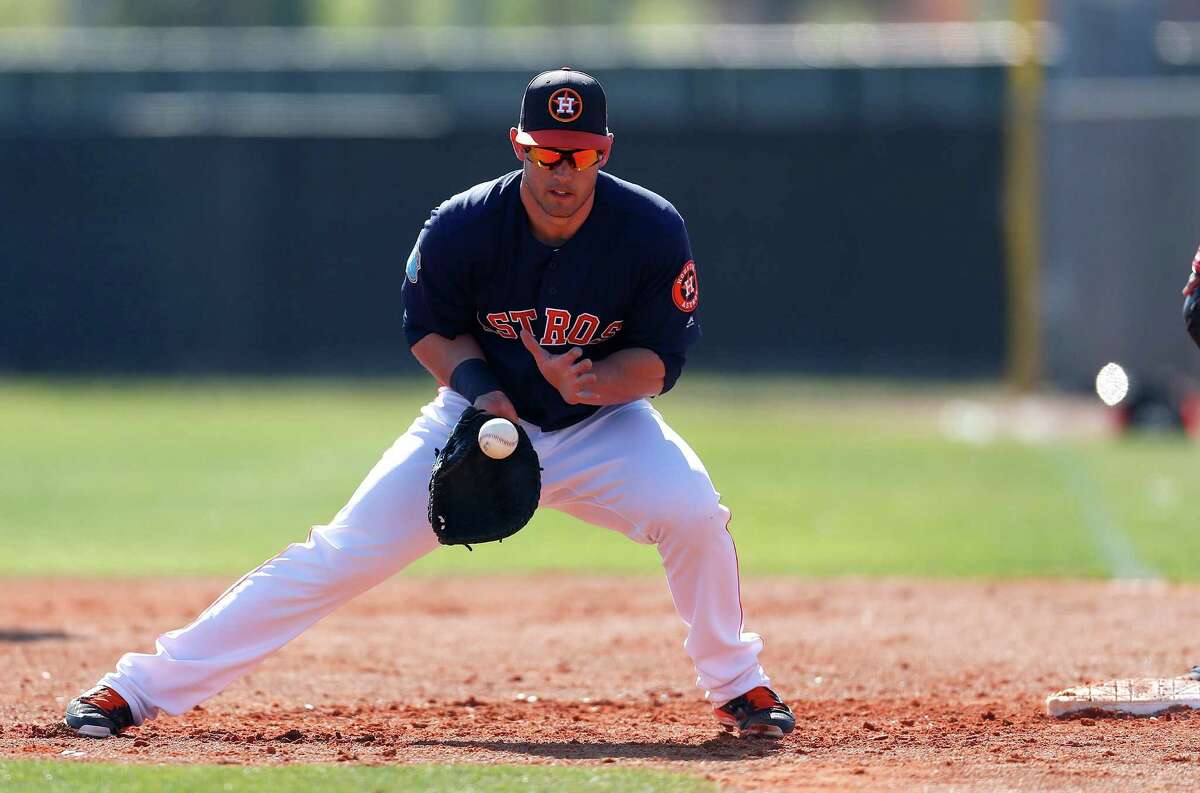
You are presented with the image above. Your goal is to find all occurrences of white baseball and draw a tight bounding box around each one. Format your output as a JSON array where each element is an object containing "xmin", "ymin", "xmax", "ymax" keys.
[{"xmin": 478, "ymin": 417, "xmax": 519, "ymax": 460}]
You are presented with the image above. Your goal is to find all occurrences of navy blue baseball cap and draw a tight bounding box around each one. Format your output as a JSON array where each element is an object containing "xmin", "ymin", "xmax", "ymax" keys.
[{"xmin": 515, "ymin": 67, "xmax": 611, "ymax": 151}]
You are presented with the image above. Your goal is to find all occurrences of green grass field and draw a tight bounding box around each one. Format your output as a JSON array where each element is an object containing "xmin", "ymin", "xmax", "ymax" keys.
[
  {"xmin": 0, "ymin": 761, "xmax": 714, "ymax": 793},
  {"xmin": 2, "ymin": 376, "xmax": 1195, "ymax": 791},
  {"xmin": 0, "ymin": 376, "xmax": 1195, "ymax": 580}
]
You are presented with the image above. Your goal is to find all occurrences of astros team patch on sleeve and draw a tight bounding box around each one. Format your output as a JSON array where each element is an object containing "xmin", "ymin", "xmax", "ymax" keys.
[{"xmin": 672, "ymin": 260, "xmax": 698, "ymax": 312}]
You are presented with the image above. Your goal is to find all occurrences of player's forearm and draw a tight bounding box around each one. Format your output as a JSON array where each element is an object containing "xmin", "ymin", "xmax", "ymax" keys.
[
  {"xmin": 576, "ymin": 348, "xmax": 666, "ymax": 405},
  {"xmin": 410, "ymin": 333, "xmax": 487, "ymax": 387}
]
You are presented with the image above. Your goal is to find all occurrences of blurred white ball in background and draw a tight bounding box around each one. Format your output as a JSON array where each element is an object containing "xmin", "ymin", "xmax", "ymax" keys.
[{"xmin": 1095, "ymin": 362, "xmax": 1130, "ymax": 407}]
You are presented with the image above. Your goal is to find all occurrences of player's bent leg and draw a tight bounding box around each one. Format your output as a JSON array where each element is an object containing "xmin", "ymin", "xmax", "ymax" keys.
[
  {"xmin": 78, "ymin": 390, "xmax": 469, "ymax": 731},
  {"xmin": 540, "ymin": 401, "xmax": 774, "ymax": 708}
]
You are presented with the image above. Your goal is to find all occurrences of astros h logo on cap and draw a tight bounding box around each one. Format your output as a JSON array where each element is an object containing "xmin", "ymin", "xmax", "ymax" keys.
[{"xmin": 548, "ymin": 88, "xmax": 583, "ymax": 123}]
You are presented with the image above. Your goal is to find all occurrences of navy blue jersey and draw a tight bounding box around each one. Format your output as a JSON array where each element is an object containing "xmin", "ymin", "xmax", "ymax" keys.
[{"xmin": 402, "ymin": 170, "xmax": 701, "ymax": 431}]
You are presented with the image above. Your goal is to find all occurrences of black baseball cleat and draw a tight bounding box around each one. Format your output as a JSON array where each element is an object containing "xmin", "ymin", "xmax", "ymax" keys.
[
  {"xmin": 714, "ymin": 686, "xmax": 795, "ymax": 737},
  {"xmin": 64, "ymin": 685, "xmax": 134, "ymax": 738}
]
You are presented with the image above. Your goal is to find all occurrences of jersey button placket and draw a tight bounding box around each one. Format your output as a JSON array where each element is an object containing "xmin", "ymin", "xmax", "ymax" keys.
[{"xmin": 546, "ymin": 253, "xmax": 559, "ymax": 296}]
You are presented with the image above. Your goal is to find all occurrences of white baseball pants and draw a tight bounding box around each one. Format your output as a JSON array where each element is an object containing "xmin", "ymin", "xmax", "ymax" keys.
[{"xmin": 101, "ymin": 389, "xmax": 769, "ymax": 723}]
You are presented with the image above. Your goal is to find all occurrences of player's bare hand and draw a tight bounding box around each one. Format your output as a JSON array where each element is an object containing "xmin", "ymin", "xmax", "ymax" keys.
[
  {"xmin": 473, "ymin": 390, "xmax": 519, "ymax": 423},
  {"xmin": 520, "ymin": 330, "xmax": 598, "ymax": 404},
  {"xmin": 1184, "ymin": 247, "xmax": 1200, "ymax": 297}
]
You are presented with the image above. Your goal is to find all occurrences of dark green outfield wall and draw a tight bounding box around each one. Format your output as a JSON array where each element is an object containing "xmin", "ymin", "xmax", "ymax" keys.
[{"xmin": 1, "ymin": 67, "xmax": 1007, "ymax": 375}]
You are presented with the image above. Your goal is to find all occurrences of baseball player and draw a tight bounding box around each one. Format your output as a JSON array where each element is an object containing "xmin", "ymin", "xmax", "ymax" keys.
[
  {"xmin": 1184, "ymin": 245, "xmax": 1200, "ymax": 348},
  {"xmin": 64, "ymin": 68, "xmax": 794, "ymax": 740}
]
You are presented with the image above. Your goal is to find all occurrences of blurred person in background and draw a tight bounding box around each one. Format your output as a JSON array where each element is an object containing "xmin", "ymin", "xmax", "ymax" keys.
[{"xmin": 1183, "ymin": 246, "xmax": 1200, "ymax": 348}]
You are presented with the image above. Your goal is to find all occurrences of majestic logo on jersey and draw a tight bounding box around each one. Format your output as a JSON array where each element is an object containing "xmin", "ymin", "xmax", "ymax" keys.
[
  {"xmin": 479, "ymin": 308, "xmax": 622, "ymax": 346},
  {"xmin": 405, "ymin": 241, "xmax": 421, "ymax": 284},
  {"xmin": 672, "ymin": 260, "xmax": 698, "ymax": 312},
  {"xmin": 548, "ymin": 88, "xmax": 583, "ymax": 123}
]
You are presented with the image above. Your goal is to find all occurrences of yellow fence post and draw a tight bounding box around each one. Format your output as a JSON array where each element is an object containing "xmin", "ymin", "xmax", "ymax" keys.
[{"xmin": 1004, "ymin": 0, "xmax": 1044, "ymax": 391}]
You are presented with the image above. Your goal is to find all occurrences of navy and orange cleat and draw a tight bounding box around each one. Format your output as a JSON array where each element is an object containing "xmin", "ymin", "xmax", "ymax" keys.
[
  {"xmin": 715, "ymin": 686, "xmax": 795, "ymax": 737},
  {"xmin": 64, "ymin": 685, "xmax": 134, "ymax": 738}
]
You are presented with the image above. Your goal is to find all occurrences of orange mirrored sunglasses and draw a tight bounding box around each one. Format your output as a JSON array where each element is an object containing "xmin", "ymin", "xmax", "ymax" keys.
[{"xmin": 522, "ymin": 146, "xmax": 603, "ymax": 171}]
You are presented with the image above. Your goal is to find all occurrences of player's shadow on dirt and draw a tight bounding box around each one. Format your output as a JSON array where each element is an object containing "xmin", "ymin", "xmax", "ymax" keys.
[
  {"xmin": 0, "ymin": 628, "xmax": 72, "ymax": 643},
  {"xmin": 412, "ymin": 736, "xmax": 785, "ymax": 761}
]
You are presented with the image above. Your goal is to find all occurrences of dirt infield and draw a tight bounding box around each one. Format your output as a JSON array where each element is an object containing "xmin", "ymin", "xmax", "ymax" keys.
[{"xmin": 4, "ymin": 576, "xmax": 1200, "ymax": 791}]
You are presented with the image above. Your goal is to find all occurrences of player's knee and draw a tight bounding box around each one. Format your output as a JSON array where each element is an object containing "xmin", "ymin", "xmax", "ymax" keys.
[{"xmin": 643, "ymin": 480, "xmax": 726, "ymax": 543}]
